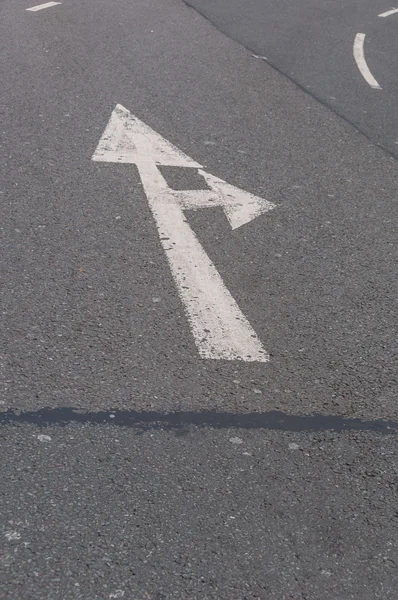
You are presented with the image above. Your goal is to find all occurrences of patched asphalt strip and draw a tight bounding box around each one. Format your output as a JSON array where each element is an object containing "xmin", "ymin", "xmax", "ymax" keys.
[{"xmin": 1, "ymin": 407, "xmax": 397, "ymax": 434}]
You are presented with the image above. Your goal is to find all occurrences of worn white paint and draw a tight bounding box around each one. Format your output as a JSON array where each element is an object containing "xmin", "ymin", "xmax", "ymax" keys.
[
  {"xmin": 229, "ymin": 437, "xmax": 243, "ymax": 444},
  {"xmin": 26, "ymin": 1, "xmax": 61, "ymax": 10},
  {"xmin": 378, "ymin": 7, "xmax": 398, "ymax": 17},
  {"xmin": 93, "ymin": 105, "xmax": 275, "ymax": 361},
  {"xmin": 353, "ymin": 33, "xmax": 382, "ymax": 89}
]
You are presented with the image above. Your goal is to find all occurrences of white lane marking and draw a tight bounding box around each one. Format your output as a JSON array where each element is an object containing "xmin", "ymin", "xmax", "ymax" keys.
[
  {"xmin": 353, "ymin": 33, "xmax": 382, "ymax": 89},
  {"xmin": 93, "ymin": 104, "xmax": 275, "ymax": 361},
  {"xmin": 378, "ymin": 7, "xmax": 398, "ymax": 17},
  {"xmin": 26, "ymin": 1, "xmax": 61, "ymax": 11}
]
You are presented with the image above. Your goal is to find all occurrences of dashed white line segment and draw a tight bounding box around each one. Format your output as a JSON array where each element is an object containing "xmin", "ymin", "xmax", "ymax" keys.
[
  {"xmin": 378, "ymin": 7, "xmax": 398, "ymax": 17},
  {"xmin": 353, "ymin": 33, "xmax": 382, "ymax": 90},
  {"xmin": 26, "ymin": 2, "xmax": 61, "ymax": 11}
]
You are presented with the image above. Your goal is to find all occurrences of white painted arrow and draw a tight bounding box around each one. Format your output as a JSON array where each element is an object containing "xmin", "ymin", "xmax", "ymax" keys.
[{"xmin": 93, "ymin": 104, "xmax": 275, "ymax": 361}]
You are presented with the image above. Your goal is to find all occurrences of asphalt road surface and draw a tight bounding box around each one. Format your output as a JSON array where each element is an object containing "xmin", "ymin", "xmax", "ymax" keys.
[
  {"xmin": 1, "ymin": 0, "xmax": 397, "ymax": 598},
  {"xmin": 186, "ymin": 0, "xmax": 398, "ymax": 157}
]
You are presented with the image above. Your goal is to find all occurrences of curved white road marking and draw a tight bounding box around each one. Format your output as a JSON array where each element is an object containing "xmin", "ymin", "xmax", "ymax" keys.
[
  {"xmin": 353, "ymin": 33, "xmax": 382, "ymax": 90},
  {"xmin": 378, "ymin": 7, "xmax": 398, "ymax": 17},
  {"xmin": 26, "ymin": 1, "xmax": 61, "ymax": 11}
]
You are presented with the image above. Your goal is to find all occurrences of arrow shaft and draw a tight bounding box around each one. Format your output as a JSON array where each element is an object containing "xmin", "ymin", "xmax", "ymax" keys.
[
  {"xmin": 136, "ymin": 161, "xmax": 268, "ymax": 361},
  {"xmin": 135, "ymin": 159, "xmax": 169, "ymax": 198}
]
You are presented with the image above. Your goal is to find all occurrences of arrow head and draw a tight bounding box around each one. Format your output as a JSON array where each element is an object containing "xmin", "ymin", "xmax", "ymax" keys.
[
  {"xmin": 92, "ymin": 104, "xmax": 201, "ymax": 168},
  {"xmin": 93, "ymin": 105, "xmax": 276, "ymax": 230},
  {"xmin": 199, "ymin": 170, "xmax": 275, "ymax": 230}
]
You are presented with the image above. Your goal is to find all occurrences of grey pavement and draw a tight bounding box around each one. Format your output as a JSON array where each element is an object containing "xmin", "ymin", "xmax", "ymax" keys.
[
  {"xmin": 1, "ymin": 0, "xmax": 397, "ymax": 597},
  {"xmin": 186, "ymin": 0, "xmax": 398, "ymax": 156},
  {"xmin": 1, "ymin": 420, "xmax": 398, "ymax": 599}
]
